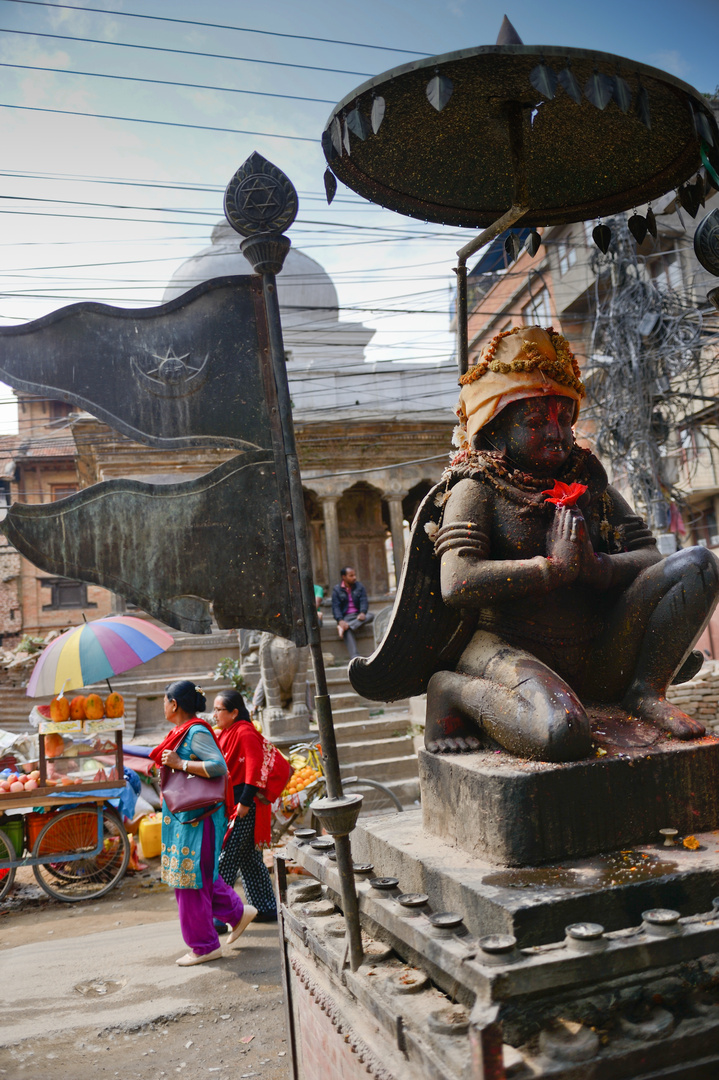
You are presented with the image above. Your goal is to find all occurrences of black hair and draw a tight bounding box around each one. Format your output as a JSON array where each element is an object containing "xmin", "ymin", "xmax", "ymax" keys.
[
  {"xmin": 340, "ymin": 566, "xmax": 354, "ymax": 578},
  {"xmin": 165, "ymin": 679, "xmax": 206, "ymax": 716},
  {"xmin": 215, "ymin": 689, "xmax": 250, "ymax": 721}
]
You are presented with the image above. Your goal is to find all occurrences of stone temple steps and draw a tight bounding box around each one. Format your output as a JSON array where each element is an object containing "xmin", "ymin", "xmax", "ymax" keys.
[
  {"xmin": 314, "ymin": 665, "xmax": 419, "ymax": 808},
  {"xmin": 0, "ymin": 625, "xmax": 420, "ymax": 807}
]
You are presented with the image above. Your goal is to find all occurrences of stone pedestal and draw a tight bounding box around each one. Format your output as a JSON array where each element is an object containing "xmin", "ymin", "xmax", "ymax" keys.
[
  {"xmin": 419, "ymin": 720, "xmax": 719, "ymax": 866},
  {"xmin": 350, "ymin": 809, "xmax": 719, "ymax": 947},
  {"xmin": 266, "ymin": 726, "xmax": 314, "ymax": 752}
]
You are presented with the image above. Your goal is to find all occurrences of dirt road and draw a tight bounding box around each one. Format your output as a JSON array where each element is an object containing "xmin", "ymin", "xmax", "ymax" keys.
[{"xmin": 0, "ymin": 861, "xmax": 291, "ymax": 1080}]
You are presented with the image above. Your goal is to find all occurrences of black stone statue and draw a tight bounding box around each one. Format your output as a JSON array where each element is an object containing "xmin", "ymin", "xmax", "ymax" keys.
[{"xmin": 349, "ymin": 326, "xmax": 719, "ymax": 762}]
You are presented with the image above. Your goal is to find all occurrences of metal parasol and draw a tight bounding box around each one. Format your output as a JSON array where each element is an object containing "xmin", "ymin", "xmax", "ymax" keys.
[{"xmin": 321, "ymin": 20, "xmax": 719, "ymax": 374}]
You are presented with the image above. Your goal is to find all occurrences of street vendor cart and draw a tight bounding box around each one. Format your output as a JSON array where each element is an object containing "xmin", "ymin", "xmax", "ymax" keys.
[
  {"xmin": 0, "ymin": 614, "xmax": 175, "ymax": 903},
  {"xmin": 0, "ymin": 714, "xmax": 130, "ymax": 902}
]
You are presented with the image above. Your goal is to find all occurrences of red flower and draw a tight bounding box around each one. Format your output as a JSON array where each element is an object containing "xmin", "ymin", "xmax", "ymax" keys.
[{"xmin": 541, "ymin": 480, "xmax": 588, "ymax": 507}]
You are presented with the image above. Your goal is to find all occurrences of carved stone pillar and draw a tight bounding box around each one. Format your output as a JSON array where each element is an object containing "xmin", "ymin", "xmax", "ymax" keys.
[
  {"xmin": 320, "ymin": 494, "xmax": 342, "ymax": 591},
  {"xmin": 385, "ymin": 494, "xmax": 406, "ymax": 585}
]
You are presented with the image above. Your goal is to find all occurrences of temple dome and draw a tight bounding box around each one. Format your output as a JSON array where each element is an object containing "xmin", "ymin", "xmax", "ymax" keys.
[{"xmin": 163, "ymin": 221, "xmax": 339, "ymax": 326}]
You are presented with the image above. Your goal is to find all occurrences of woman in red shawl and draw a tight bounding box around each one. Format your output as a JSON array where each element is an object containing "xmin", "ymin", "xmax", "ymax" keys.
[{"xmin": 212, "ymin": 689, "xmax": 290, "ymax": 925}]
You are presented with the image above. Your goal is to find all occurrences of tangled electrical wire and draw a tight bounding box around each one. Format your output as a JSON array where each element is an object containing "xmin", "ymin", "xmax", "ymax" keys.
[{"xmin": 584, "ymin": 214, "xmax": 717, "ymax": 531}]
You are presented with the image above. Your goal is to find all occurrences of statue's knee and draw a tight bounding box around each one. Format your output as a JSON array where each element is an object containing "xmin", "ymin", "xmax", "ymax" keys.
[
  {"xmin": 665, "ymin": 546, "xmax": 719, "ymax": 592},
  {"xmin": 522, "ymin": 679, "xmax": 591, "ymax": 762}
]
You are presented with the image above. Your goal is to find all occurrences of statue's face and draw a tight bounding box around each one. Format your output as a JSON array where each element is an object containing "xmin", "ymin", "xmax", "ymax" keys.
[{"xmin": 482, "ymin": 394, "xmax": 575, "ymax": 476}]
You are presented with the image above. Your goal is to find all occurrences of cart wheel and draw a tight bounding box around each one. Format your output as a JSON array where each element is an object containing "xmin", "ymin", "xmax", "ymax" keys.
[
  {"xmin": 0, "ymin": 827, "xmax": 17, "ymax": 902},
  {"xmin": 32, "ymin": 807, "xmax": 130, "ymax": 902}
]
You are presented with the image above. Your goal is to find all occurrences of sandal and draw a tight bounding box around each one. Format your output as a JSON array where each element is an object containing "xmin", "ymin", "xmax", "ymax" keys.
[
  {"xmin": 176, "ymin": 947, "xmax": 223, "ymax": 966},
  {"xmin": 227, "ymin": 905, "xmax": 258, "ymax": 945}
]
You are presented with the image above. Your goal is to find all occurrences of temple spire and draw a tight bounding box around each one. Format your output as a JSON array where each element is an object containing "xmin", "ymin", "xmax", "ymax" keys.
[{"xmin": 496, "ymin": 15, "xmax": 523, "ymax": 45}]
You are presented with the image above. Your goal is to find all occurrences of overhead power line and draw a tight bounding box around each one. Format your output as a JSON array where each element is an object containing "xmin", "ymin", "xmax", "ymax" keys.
[
  {"xmin": 0, "ymin": 26, "xmax": 374, "ymax": 77},
  {"xmin": 0, "ymin": 102, "xmax": 318, "ymax": 143},
  {"xmin": 7, "ymin": 0, "xmax": 430, "ymax": 56},
  {"xmin": 0, "ymin": 62, "xmax": 337, "ymax": 106}
]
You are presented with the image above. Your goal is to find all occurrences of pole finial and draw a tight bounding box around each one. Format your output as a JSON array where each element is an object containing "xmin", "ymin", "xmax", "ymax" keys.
[{"xmin": 496, "ymin": 15, "xmax": 523, "ymax": 45}]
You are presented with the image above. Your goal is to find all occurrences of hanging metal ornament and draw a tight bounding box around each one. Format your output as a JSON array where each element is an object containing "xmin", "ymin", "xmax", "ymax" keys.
[
  {"xmin": 584, "ymin": 70, "xmax": 614, "ymax": 110},
  {"xmin": 693, "ymin": 208, "xmax": 719, "ymax": 276},
  {"xmin": 330, "ymin": 116, "xmax": 343, "ymax": 156},
  {"xmin": 426, "ymin": 73, "xmax": 453, "ymax": 112},
  {"xmin": 679, "ymin": 182, "xmax": 700, "ymax": 219},
  {"xmin": 371, "ymin": 96, "xmax": 386, "ymax": 134},
  {"xmin": 612, "ymin": 74, "xmax": 632, "ymax": 114},
  {"xmin": 646, "ymin": 206, "xmax": 658, "ymax": 238},
  {"xmin": 703, "ymin": 165, "xmax": 718, "ymax": 196},
  {"xmin": 694, "ymin": 108, "xmax": 716, "ymax": 147},
  {"xmin": 628, "ymin": 213, "xmax": 648, "ymax": 243},
  {"xmin": 343, "ymin": 121, "xmax": 351, "ymax": 156},
  {"xmin": 324, "ymin": 168, "xmax": 338, "ymax": 205},
  {"xmin": 635, "ymin": 84, "xmax": 651, "ymax": 129},
  {"xmin": 593, "ymin": 223, "xmax": 612, "ymax": 253},
  {"xmin": 530, "ymin": 62, "xmax": 558, "ymax": 99},
  {"xmin": 694, "ymin": 173, "xmax": 706, "ymax": 208},
  {"xmin": 504, "ymin": 232, "xmax": 523, "ymax": 261},
  {"xmin": 346, "ymin": 107, "xmax": 368, "ymax": 141},
  {"xmin": 558, "ymin": 66, "xmax": 582, "ymax": 104},
  {"xmin": 525, "ymin": 230, "xmax": 542, "ymax": 257}
]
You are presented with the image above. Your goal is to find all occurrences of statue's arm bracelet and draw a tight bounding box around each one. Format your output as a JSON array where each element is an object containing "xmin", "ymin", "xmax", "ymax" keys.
[{"xmin": 434, "ymin": 522, "xmax": 489, "ymax": 559}]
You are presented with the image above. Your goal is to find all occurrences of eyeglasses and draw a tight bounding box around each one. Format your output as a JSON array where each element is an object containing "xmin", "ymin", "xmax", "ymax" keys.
[{"xmin": 212, "ymin": 706, "xmax": 228, "ymax": 713}]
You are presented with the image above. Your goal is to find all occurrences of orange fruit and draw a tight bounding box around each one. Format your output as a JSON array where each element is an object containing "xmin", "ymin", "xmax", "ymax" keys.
[
  {"xmin": 44, "ymin": 733, "xmax": 65, "ymax": 758},
  {"xmin": 50, "ymin": 696, "xmax": 70, "ymax": 722},
  {"xmin": 84, "ymin": 693, "xmax": 104, "ymax": 720},
  {"xmin": 69, "ymin": 695, "xmax": 86, "ymax": 721}
]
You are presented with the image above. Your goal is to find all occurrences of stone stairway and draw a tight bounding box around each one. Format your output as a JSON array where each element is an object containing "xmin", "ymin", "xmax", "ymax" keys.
[
  {"xmin": 317, "ymin": 666, "xmax": 419, "ymax": 809},
  {"xmin": 0, "ymin": 620, "xmax": 421, "ymax": 807}
]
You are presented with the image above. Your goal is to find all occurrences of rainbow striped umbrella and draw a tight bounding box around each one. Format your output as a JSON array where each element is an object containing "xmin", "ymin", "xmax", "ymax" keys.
[{"xmin": 26, "ymin": 616, "xmax": 175, "ymax": 697}]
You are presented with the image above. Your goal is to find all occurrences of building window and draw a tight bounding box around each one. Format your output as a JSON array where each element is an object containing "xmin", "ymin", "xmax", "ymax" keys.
[
  {"xmin": 522, "ymin": 287, "xmax": 552, "ymax": 325},
  {"xmin": 51, "ymin": 484, "xmax": 78, "ymax": 502},
  {"xmin": 41, "ymin": 578, "xmax": 97, "ymax": 610},
  {"xmin": 49, "ymin": 401, "xmax": 72, "ymax": 421},
  {"xmin": 0, "ymin": 481, "xmax": 10, "ymax": 508},
  {"xmin": 651, "ymin": 252, "xmax": 683, "ymax": 293},
  {"xmin": 557, "ymin": 237, "xmax": 577, "ymax": 276}
]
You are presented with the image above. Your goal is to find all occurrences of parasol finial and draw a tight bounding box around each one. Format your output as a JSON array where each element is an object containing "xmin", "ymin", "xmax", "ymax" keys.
[{"xmin": 496, "ymin": 15, "xmax": 523, "ymax": 45}]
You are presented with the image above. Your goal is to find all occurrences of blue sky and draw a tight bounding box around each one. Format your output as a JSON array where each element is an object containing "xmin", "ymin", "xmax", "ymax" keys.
[{"xmin": 0, "ymin": 0, "xmax": 717, "ymax": 432}]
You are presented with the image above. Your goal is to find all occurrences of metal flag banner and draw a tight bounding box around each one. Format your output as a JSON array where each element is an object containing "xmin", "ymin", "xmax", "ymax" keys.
[{"xmin": 0, "ymin": 161, "xmax": 306, "ymax": 643}]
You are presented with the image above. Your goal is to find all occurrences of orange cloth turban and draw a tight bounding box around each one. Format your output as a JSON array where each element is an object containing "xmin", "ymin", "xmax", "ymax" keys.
[{"xmin": 454, "ymin": 326, "xmax": 585, "ymax": 449}]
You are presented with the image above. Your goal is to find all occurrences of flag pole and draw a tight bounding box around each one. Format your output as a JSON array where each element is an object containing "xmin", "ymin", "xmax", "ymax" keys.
[{"xmin": 229, "ymin": 157, "xmax": 364, "ymax": 971}]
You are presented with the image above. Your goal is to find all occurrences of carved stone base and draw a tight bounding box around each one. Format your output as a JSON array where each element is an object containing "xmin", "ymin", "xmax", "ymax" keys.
[
  {"xmin": 350, "ymin": 809, "xmax": 719, "ymax": 948},
  {"xmin": 419, "ymin": 713, "xmax": 719, "ymax": 866},
  {"xmin": 261, "ymin": 709, "xmax": 314, "ymax": 748}
]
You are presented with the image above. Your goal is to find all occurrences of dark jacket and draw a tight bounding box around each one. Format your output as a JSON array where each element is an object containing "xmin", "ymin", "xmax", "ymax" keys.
[{"xmin": 332, "ymin": 580, "xmax": 369, "ymax": 621}]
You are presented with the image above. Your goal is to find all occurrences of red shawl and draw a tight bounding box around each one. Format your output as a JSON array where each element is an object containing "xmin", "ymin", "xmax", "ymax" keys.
[
  {"xmin": 216, "ymin": 720, "xmax": 291, "ymax": 846},
  {"xmin": 150, "ymin": 718, "xmax": 233, "ymax": 814}
]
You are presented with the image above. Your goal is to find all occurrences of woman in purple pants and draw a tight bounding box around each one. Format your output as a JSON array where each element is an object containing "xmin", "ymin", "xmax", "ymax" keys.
[{"xmin": 150, "ymin": 680, "xmax": 257, "ymax": 966}]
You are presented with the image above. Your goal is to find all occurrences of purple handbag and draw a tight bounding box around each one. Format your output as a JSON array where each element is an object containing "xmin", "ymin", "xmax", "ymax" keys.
[{"xmin": 160, "ymin": 765, "xmax": 228, "ymax": 815}]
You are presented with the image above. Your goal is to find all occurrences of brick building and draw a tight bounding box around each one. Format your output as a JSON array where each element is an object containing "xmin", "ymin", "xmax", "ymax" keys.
[{"xmin": 0, "ymin": 394, "xmax": 113, "ymax": 646}]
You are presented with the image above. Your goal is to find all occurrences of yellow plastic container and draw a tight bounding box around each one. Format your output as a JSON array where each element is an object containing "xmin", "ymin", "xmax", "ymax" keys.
[{"xmin": 138, "ymin": 812, "xmax": 162, "ymax": 859}]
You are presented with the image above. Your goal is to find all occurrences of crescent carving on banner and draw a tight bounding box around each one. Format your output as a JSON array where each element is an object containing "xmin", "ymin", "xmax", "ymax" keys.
[{"xmin": 131, "ymin": 348, "xmax": 210, "ymax": 398}]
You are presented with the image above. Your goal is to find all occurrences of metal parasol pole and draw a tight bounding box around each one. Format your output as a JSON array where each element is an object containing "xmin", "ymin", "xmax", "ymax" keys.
[{"xmin": 455, "ymin": 203, "xmax": 528, "ymax": 379}]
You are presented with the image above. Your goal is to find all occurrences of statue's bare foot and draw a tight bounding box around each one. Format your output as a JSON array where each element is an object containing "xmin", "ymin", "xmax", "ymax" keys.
[{"xmin": 622, "ymin": 690, "xmax": 706, "ymax": 740}]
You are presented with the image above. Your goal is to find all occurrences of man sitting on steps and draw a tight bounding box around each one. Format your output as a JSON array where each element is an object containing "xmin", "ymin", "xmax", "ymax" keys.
[{"xmin": 332, "ymin": 566, "xmax": 374, "ymax": 660}]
